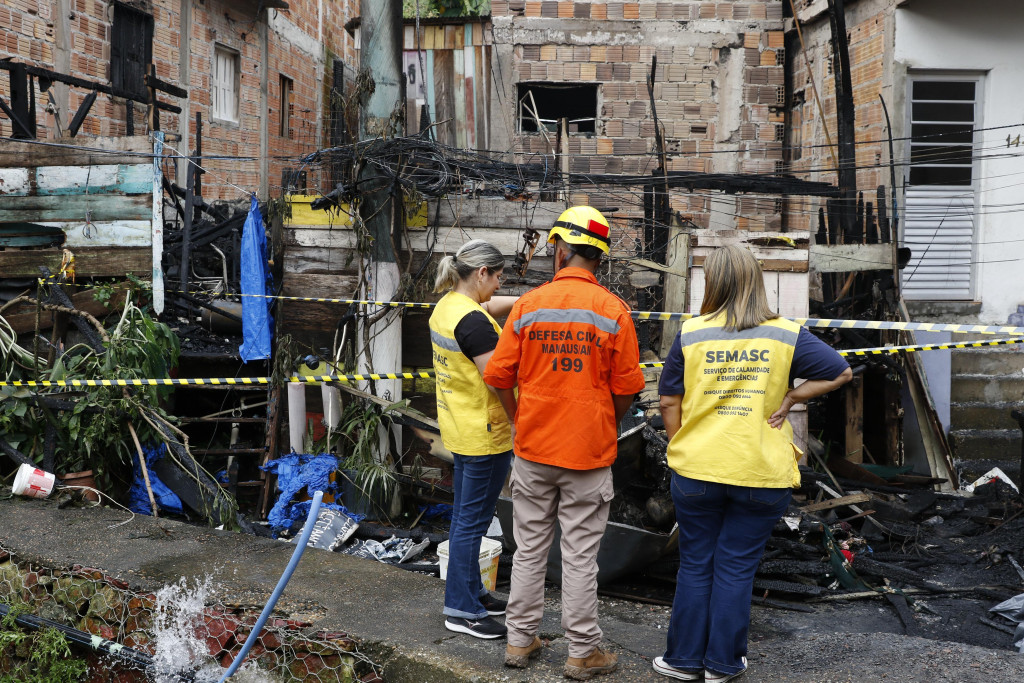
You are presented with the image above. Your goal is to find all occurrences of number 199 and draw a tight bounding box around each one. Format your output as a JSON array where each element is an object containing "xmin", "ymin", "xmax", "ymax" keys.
[{"xmin": 552, "ymin": 357, "xmax": 583, "ymax": 372}]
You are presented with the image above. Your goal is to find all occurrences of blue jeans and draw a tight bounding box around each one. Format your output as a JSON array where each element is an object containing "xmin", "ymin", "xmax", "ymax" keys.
[
  {"xmin": 663, "ymin": 473, "xmax": 790, "ymax": 675},
  {"xmin": 443, "ymin": 450, "xmax": 513, "ymax": 619}
]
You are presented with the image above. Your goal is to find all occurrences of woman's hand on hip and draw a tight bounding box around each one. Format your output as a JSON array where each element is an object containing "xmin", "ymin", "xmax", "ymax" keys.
[{"xmin": 768, "ymin": 394, "xmax": 796, "ymax": 430}]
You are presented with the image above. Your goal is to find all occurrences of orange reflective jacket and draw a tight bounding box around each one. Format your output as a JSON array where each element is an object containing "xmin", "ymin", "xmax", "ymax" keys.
[{"xmin": 483, "ymin": 267, "xmax": 646, "ymax": 470}]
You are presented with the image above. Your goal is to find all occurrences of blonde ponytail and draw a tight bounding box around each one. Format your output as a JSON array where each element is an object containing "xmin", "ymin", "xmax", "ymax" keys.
[
  {"xmin": 432, "ymin": 240, "xmax": 506, "ymax": 293},
  {"xmin": 433, "ymin": 255, "xmax": 461, "ymax": 292}
]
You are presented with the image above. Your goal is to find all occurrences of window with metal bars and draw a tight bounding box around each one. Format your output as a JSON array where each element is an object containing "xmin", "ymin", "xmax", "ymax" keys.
[{"xmin": 908, "ymin": 78, "xmax": 977, "ymax": 186}]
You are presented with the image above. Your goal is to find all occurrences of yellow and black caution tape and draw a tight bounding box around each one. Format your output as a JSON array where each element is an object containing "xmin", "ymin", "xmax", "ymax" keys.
[
  {"xmin": 37, "ymin": 277, "xmax": 433, "ymax": 308},
  {"xmin": 839, "ymin": 337, "xmax": 1024, "ymax": 357},
  {"xmin": 3, "ymin": 338, "xmax": 1022, "ymax": 387},
  {"xmin": 0, "ymin": 372, "xmax": 433, "ymax": 388},
  {"xmin": 635, "ymin": 311, "xmax": 1024, "ymax": 336},
  {"xmin": 637, "ymin": 337, "xmax": 1024, "ymax": 367},
  {"xmin": 35, "ymin": 276, "xmax": 1024, "ymax": 336}
]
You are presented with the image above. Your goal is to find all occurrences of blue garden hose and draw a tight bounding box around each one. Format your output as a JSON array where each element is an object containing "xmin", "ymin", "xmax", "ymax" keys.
[{"xmin": 218, "ymin": 490, "xmax": 324, "ymax": 682}]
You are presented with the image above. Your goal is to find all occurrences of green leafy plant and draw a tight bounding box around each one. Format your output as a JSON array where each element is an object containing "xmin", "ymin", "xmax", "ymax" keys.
[
  {"xmin": 333, "ymin": 397, "xmax": 407, "ymax": 515},
  {"xmin": 0, "ymin": 294, "xmax": 179, "ymax": 488},
  {"xmin": 0, "ymin": 610, "xmax": 88, "ymax": 683}
]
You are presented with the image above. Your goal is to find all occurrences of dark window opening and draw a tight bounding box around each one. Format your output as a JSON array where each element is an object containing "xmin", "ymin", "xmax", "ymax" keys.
[
  {"xmin": 110, "ymin": 3, "xmax": 154, "ymax": 100},
  {"xmin": 517, "ymin": 83, "xmax": 597, "ymax": 134},
  {"xmin": 279, "ymin": 75, "xmax": 293, "ymax": 138}
]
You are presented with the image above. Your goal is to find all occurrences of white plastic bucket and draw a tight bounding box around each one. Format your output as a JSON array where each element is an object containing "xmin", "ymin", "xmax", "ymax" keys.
[
  {"xmin": 437, "ymin": 537, "xmax": 503, "ymax": 591},
  {"xmin": 12, "ymin": 464, "xmax": 56, "ymax": 499}
]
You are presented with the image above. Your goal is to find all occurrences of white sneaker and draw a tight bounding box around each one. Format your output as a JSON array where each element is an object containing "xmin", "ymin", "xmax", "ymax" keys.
[
  {"xmin": 705, "ymin": 656, "xmax": 748, "ymax": 682},
  {"xmin": 652, "ymin": 656, "xmax": 702, "ymax": 681}
]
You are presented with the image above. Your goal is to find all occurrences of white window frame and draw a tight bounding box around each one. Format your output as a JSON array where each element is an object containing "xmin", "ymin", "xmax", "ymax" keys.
[
  {"xmin": 901, "ymin": 71, "xmax": 984, "ymax": 301},
  {"xmin": 212, "ymin": 44, "xmax": 240, "ymax": 124}
]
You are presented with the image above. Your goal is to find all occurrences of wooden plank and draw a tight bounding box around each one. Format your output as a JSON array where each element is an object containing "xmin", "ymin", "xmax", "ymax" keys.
[
  {"xmin": 281, "ymin": 272, "xmax": 361, "ymax": 299},
  {"xmin": 0, "ymin": 136, "xmax": 151, "ymax": 167},
  {"xmin": 36, "ymin": 164, "xmax": 153, "ymax": 195},
  {"xmin": 689, "ymin": 265, "xmax": 705, "ymax": 313},
  {"xmin": 475, "ymin": 45, "xmax": 486, "ymax": 151},
  {"xmin": 691, "ymin": 255, "xmax": 808, "ymax": 273},
  {"xmin": 810, "ymin": 243, "xmax": 895, "ymax": 273},
  {"xmin": 0, "ymin": 194, "xmax": 151, "ymax": 222},
  {"xmin": 777, "ymin": 271, "xmax": 809, "ymax": 318},
  {"xmin": 34, "ymin": 220, "xmax": 153, "ymax": 248},
  {"xmin": 845, "ymin": 374, "xmax": 864, "ymax": 463},
  {"xmin": 463, "ymin": 47, "xmax": 476, "ymax": 150},
  {"xmin": 694, "ymin": 229, "xmax": 811, "ymax": 249},
  {"xmin": 285, "ymin": 194, "xmax": 355, "ymax": 227},
  {"xmin": 0, "ymin": 168, "xmax": 30, "ymax": 194},
  {"xmin": 430, "ymin": 198, "xmax": 564, "ymax": 229},
  {"xmin": 434, "ymin": 50, "xmax": 455, "ymax": 146},
  {"xmin": 762, "ymin": 271, "xmax": 780, "ymax": 308},
  {"xmin": 800, "ymin": 492, "xmax": 872, "ymax": 513},
  {"xmin": 425, "ymin": 49, "xmax": 436, "ymax": 128},
  {"xmin": 453, "ymin": 49, "xmax": 466, "ymax": 149},
  {"xmin": 0, "ymin": 247, "xmax": 151, "ymax": 277},
  {"xmin": 287, "ymin": 225, "xmax": 529, "ymax": 255},
  {"xmin": 660, "ymin": 220, "xmax": 690, "ymax": 357},
  {"xmin": 151, "ymin": 132, "xmax": 164, "ymax": 315}
]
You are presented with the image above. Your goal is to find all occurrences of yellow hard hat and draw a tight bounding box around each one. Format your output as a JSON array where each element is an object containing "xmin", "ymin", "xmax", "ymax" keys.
[{"xmin": 547, "ymin": 206, "xmax": 611, "ymax": 254}]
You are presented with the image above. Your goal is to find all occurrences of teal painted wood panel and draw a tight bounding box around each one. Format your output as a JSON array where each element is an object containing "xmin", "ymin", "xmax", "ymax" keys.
[
  {"xmin": 36, "ymin": 164, "xmax": 153, "ymax": 195},
  {"xmin": 0, "ymin": 194, "xmax": 152, "ymax": 222}
]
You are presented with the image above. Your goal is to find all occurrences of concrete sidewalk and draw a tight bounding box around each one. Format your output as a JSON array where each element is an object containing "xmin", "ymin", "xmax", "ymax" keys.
[{"xmin": 1, "ymin": 496, "xmax": 1023, "ymax": 682}]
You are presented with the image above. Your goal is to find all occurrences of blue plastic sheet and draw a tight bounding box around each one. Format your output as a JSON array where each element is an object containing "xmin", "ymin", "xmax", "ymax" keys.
[
  {"xmin": 128, "ymin": 443, "xmax": 184, "ymax": 516},
  {"xmin": 261, "ymin": 453, "xmax": 364, "ymax": 533},
  {"xmin": 238, "ymin": 195, "xmax": 273, "ymax": 362}
]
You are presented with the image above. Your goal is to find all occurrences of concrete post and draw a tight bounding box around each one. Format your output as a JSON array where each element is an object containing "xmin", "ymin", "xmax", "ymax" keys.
[{"xmin": 357, "ymin": 0, "xmax": 404, "ymax": 463}]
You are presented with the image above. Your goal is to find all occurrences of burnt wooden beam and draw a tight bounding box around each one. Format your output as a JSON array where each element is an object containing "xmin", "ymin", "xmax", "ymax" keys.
[
  {"xmin": 67, "ymin": 90, "xmax": 98, "ymax": 138},
  {"xmin": 827, "ymin": 0, "xmax": 858, "ymax": 235},
  {"xmin": 0, "ymin": 60, "xmax": 181, "ymax": 113},
  {"xmin": 144, "ymin": 71, "xmax": 187, "ymax": 99},
  {"xmin": 39, "ymin": 267, "xmax": 105, "ymax": 355},
  {"xmin": 0, "ymin": 95, "xmax": 33, "ymax": 140},
  {"xmin": 0, "ymin": 438, "xmax": 33, "ymax": 468}
]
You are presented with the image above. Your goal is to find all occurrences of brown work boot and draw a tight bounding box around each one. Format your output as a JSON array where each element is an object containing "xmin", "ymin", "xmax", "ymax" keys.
[
  {"xmin": 505, "ymin": 636, "xmax": 543, "ymax": 668},
  {"xmin": 564, "ymin": 646, "xmax": 618, "ymax": 680}
]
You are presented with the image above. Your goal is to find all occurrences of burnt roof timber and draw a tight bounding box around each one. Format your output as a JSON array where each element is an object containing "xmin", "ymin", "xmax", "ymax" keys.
[{"xmin": 0, "ymin": 60, "xmax": 182, "ymax": 113}]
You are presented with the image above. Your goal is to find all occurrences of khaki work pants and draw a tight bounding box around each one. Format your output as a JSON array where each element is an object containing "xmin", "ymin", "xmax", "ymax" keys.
[{"xmin": 506, "ymin": 456, "xmax": 614, "ymax": 658}]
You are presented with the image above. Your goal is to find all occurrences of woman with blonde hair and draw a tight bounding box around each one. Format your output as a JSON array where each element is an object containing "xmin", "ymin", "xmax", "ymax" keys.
[
  {"xmin": 429, "ymin": 239, "xmax": 518, "ymax": 639},
  {"xmin": 653, "ymin": 245, "xmax": 852, "ymax": 682}
]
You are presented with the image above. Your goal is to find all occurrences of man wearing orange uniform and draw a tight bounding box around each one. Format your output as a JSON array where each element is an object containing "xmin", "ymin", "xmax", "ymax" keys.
[{"xmin": 483, "ymin": 206, "xmax": 646, "ymax": 680}]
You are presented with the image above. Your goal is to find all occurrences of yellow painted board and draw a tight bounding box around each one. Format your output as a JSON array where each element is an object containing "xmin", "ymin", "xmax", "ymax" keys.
[{"xmin": 285, "ymin": 194, "xmax": 354, "ymax": 227}]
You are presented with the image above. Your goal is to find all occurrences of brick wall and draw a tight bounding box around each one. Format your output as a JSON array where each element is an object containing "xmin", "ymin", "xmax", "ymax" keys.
[
  {"xmin": 491, "ymin": 1, "xmax": 787, "ymax": 233},
  {"xmin": 785, "ymin": 0, "xmax": 893, "ymax": 232},
  {"xmin": 0, "ymin": 0, "xmax": 358, "ymax": 201}
]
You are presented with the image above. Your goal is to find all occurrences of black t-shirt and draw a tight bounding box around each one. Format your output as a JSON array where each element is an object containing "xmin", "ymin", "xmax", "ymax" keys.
[{"xmin": 454, "ymin": 311, "xmax": 500, "ymax": 360}]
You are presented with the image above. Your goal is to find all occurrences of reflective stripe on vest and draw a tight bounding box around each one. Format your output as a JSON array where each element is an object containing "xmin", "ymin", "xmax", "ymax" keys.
[
  {"xmin": 666, "ymin": 315, "xmax": 802, "ymax": 489},
  {"xmin": 428, "ymin": 291, "xmax": 513, "ymax": 456},
  {"xmin": 513, "ymin": 307, "xmax": 621, "ymax": 335}
]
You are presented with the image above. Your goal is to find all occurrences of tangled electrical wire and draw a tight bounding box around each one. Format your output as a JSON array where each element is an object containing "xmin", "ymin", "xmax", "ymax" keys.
[{"xmin": 298, "ymin": 135, "xmax": 840, "ymax": 209}]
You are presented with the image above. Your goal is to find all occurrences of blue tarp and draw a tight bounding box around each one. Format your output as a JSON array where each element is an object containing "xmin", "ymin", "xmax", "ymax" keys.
[
  {"xmin": 261, "ymin": 453, "xmax": 364, "ymax": 534},
  {"xmin": 128, "ymin": 443, "xmax": 184, "ymax": 516},
  {"xmin": 238, "ymin": 195, "xmax": 273, "ymax": 362}
]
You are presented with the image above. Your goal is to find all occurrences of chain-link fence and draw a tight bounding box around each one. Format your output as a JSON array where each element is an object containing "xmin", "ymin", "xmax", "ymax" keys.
[{"xmin": 0, "ymin": 543, "xmax": 381, "ymax": 682}]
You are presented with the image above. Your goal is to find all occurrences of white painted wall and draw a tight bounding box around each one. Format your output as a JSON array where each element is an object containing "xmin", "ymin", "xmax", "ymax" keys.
[{"xmin": 895, "ymin": 0, "xmax": 1024, "ymax": 323}]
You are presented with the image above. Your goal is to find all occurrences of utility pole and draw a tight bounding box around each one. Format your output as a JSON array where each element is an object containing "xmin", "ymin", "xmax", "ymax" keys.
[{"xmin": 357, "ymin": 0, "xmax": 404, "ymax": 461}]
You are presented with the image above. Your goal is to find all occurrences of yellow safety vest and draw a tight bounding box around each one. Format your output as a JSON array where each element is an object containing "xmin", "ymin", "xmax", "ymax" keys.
[
  {"xmin": 666, "ymin": 315, "xmax": 802, "ymax": 488},
  {"xmin": 429, "ymin": 292, "xmax": 513, "ymax": 455}
]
